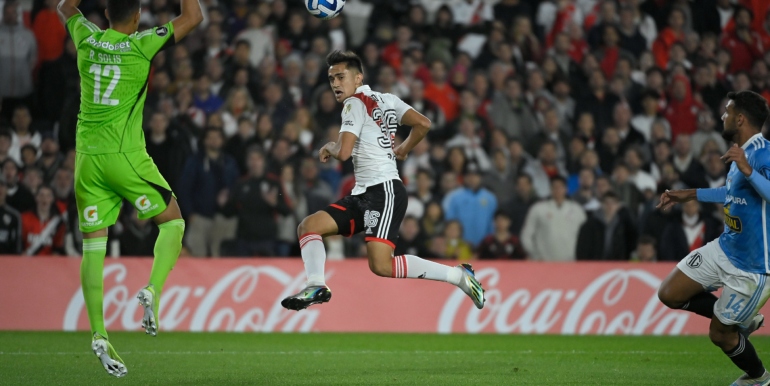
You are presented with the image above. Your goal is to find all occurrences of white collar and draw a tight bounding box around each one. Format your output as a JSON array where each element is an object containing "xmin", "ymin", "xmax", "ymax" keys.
[
  {"xmin": 741, "ymin": 133, "xmax": 764, "ymax": 150},
  {"xmin": 355, "ymin": 85, "xmax": 371, "ymax": 93}
]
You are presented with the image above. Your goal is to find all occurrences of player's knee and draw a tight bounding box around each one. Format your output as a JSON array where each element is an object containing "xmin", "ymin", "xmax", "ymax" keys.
[
  {"xmin": 657, "ymin": 286, "xmax": 682, "ymax": 309},
  {"xmin": 297, "ymin": 218, "xmax": 313, "ymax": 238},
  {"xmin": 368, "ymin": 259, "xmax": 390, "ymax": 277},
  {"xmin": 709, "ymin": 325, "xmax": 738, "ymax": 349}
]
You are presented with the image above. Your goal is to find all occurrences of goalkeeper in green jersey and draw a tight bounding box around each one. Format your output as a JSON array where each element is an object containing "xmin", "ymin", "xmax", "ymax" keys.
[{"xmin": 57, "ymin": 0, "xmax": 202, "ymax": 378}]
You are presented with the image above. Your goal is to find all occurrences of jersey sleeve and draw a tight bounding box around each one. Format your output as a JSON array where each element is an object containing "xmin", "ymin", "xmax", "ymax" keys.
[
  {"xmin": 386, "ymin": 94, "xmax": 414, "ymax": 125},
  {"xmin": 65, "ymin": 14, "xmax": 100, "ymax": 45},
  {"xmin": 340, "ymin": 98, "xmax": 366, "ymax": 137},
  {"xmin": 749, "ymin": 147, "xmax": 770, "ymax": 179},
  {"xmin": 132, "ymin": 22, "xmax": 176, "ymax": 60}
]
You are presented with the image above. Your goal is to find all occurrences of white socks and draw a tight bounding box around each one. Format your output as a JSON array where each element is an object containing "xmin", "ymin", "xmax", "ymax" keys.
[
  {"xmin": 299, "ymin": 233, "xmax": 326, "ymax": 286},
  {"xmin": 392, "ymin": 254, "xmax": 462, "ymax": 286}
]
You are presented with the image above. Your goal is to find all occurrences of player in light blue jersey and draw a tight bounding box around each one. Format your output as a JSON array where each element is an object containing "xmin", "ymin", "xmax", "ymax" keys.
[{"xmin": 658, "ymin": 91, "xmax": 770, "ymax": 386}]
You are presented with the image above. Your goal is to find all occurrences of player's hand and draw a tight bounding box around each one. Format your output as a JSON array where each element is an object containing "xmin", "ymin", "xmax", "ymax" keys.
[
  {"xmin": 656, "ymin": 189, "xmax": 693, "ymax": 211},
  {"xmin": 721, "ymin": 143, "xmax": 752, "ymax": 176},
  {"xmin": 393, "ymin": 144, "xmax": 408, "ymax": 161},
  {"xmin": 319, "ymin": 142, "xmax": 335, "ymax": 163}
]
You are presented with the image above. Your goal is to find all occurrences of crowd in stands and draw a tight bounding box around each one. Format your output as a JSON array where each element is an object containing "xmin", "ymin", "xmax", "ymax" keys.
[{"xmin": 1, "ymin": 0, "xmax": 769, "ymax": 261}]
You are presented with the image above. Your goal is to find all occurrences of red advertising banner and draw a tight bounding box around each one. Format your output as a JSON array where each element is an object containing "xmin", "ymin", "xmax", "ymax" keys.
[{"xmin": 0, "ymin": 258, "xmax": 750, "ymax": 335}]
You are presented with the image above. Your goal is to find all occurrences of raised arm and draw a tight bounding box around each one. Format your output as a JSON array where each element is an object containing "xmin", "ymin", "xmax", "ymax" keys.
[
  {"xmin": 171, "ymin": 0, "xmax": 203, "ymax": 43},
  {"xmin": 57, "ymin": 0, "xmax": 81, "ymax": 25}
]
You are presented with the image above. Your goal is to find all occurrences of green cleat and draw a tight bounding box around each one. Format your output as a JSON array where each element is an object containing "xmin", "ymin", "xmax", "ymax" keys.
[
  {"xmin": 136, "ymin": 285, "xmax": 158, "ymax": 336},
  {"xmin": 457, "ymin": 263, "xmax": 485, "ymax": 309},
  {"xmin": 91, "ymin": 334, "xmax": 127, "ymax": 378}
]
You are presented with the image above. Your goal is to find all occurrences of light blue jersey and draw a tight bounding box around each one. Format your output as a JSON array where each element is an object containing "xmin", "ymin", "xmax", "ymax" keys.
[{"xmin": 700, "ymin": 134, "xmax": 770, "ymax": 274}]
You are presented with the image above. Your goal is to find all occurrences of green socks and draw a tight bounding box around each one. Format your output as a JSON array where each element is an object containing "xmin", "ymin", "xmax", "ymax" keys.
[
  {"xmin": 148, "ymin": 219, "xmax": 185, "ymax": 317},
  {"xmin": 81, "ymin": 219, "xmax": 184, "ymax": 338},
  {"xmin": 81, "ymin": 237, "xmax": 108, "ymax": 340}
]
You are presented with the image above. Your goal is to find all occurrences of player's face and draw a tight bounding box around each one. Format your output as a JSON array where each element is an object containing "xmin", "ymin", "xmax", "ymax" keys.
[
  {"xmin": 721, "ymin": 100, "xmax": 739, "ymax": 142},
  {"xmin": 328, "ymin": 64, "xmax": 362, "ymax": 102}
]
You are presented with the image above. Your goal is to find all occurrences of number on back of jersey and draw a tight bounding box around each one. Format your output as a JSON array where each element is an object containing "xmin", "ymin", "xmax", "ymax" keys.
[{"xmin": 372, "ymin": 107, "xmax": 398, "ymax": 150}]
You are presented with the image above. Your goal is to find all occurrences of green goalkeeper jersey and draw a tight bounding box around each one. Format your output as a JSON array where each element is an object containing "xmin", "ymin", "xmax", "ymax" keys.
[{"xmin": 66, "ymin": 15, "xmax": 175, "ymax": 154}]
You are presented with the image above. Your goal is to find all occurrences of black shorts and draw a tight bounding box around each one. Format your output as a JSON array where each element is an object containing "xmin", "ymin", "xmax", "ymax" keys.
[{"xmin": 322, "ymin": 179, "xmax": 407, "ymax": 249}]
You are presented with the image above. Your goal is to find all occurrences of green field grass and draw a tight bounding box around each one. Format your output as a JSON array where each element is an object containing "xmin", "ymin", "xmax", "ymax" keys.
[{"xmin": 0, "ymin": 332, "xmax": 766, "ymax": 385}]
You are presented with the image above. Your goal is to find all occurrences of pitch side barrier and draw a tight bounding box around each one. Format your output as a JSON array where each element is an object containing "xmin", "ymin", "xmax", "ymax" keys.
[{"xmin": 0, "ymin": 258, "xmax": 749, "ymax": 335}]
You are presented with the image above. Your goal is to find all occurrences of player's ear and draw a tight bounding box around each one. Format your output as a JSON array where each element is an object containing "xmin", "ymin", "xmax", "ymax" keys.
[
  {"xmin": 104, "ymin": 8, "xmax": 110, "ymax": 23},
  {"xmin": 356, "ymin": 71, "xmax": 363, "ymax": 86}
]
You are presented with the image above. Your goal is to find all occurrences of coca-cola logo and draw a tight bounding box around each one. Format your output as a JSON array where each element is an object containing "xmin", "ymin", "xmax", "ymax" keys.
[
  {"xmin": 438, "ymin": 268, "xmax": 691, "ymax": 335},
  {"xmin": 63, "ymin": 264, "xmax": 332, "ymax": 332}
]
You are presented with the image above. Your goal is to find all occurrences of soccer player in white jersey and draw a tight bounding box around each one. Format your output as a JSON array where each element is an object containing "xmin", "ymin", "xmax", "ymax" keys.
[
  {"xmin": 281, "ymin": 51, "xmax": 485, "ymax": 311},
  {"xmin": 658, "ymin": 91, "xmax": 770, "ymax": 386}
]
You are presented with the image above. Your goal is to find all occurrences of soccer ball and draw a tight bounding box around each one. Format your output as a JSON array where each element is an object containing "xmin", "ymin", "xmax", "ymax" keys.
[{"xmin": 305, "ymin": 0, "xmax": 345, "ymax": 20}]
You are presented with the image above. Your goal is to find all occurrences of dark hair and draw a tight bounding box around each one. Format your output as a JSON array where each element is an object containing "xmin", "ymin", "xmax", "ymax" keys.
[
  {"xmin": 550, "ymin": 175, "xmax": 567, "ymax": 185},
  {"xmin": 638, "ymin": 235, "xmax": 657, "ymax": 246},
  {"xmin": 494, "ymin": 210, "xmax": 510, "ymax": 219},
  {"xmin": 234, "ymin": 39, "xmax": 251, "ymax": 49},
  {"xmin": 601, "ymin": 190, "xmax": 620, "ymax": 201},
  {"xmin": 106, "ymin": 0, "xmax": 140, "ymax": 24},
  {"xmin": 735, "ymin": 5, "xmax": 754, "ymax": 21},
  {"xmin": 727, "ymin": 91, "xmax": 770, "ymax": 130},
  {"xmin": 326, "ymin": 50, "xmax": 364, "ymax": 75},
  {"xmin": 640, "ymin": 88, "xmax": 661, "ymax": 101}
]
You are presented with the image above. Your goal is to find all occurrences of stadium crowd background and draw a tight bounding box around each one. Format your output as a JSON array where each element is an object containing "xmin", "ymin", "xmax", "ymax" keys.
[{"xmin": 1, "ymin": 0, "xmax": 768, "ymax": 261}]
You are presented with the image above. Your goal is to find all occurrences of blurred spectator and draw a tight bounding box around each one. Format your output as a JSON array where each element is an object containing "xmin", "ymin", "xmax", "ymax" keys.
[
  {"xmin": 3, "ymin": 158, "xmax": 33, "ymax": 212},
  {"xmin": 192, "ymin": 23, "xmax": 229, "ymax": 76},
  {"xmin": 36, "ymin": 134, "xmax": 62, "ymax": 184},
  {"xmin": 445, "ymin": 117, "xmax": 492, "ymax": 171},
  {"xmin": 483, "ymin": 148, "xmax": 517, "ymax": 204},
  {"xmin": 145, "ymin": 111, "xmax": 192, "ymax": 193},
  {"xmin": 631, "ymin": 235, "xmax": 658, "ymax": 262},
  {"xmin": 9, "ymin": 105, "xmax": 41, "ymax": 164},
  {"xmin": 424, "ymin": 60, "xmax": 459, "ymax": 122},
  {"xmin": 421, "ymin": 201, "xmax": 444, "ymax": 239},
  {"xmin": 31, "ymin": 0, "xmax": 65, "ymax": 65},
  {"xmin": 527, "ymin": 108, "xmax": 570, "ymax": 161},
  {"xmin": 521, "ymin": 176, "xmax": 586, "ymax": 261},
  {"xmin": 0, "ymin": 130, "xmax": 12, "ymax": 165},
  {"xmin": 37, "ymin": 36, "xmax": 78, "ymax": 124},
  {"xmin": 117, "ymin": 207, "xmax": 158, "ymax": 257},
  {"xmin": 691, "ymin": 109, "xmax": 727, "ymax": 156},
  {"xmin": 613, "ymin": 102, "xmax": 646, "ymax": 153},
  {"xmin": 572, "ymin": 168, "xmax": 601, "ymax": 211},
  {"xmin": 440, "ymin": 220, "xmax": 473, "ymax": 261},
  {"xmin": 721, "ymin": 6, "xmax": 764, "ymax": 74},
  {"xmin": 610, "ymin": 162, "xmax": 645, "ymax": 217},
  {"xmin": 672, "ymin": 134, "xmax": 708, "ymax": 189},
  {"xmin": 221, "ymin": 87, "xmax": 256, "ymax": 137},
  {"xmin": 576, "ymin": 191, "xmax": 638, "ymax": 260},
  {"xmin": 222, "ymin": 147, "xmax": 291, "ymax": 257},
  {"xmin": 631, "ymin": 89, "xmax": 662, "ymax": 141},
  {"xmin": 0, "ymin": 174, "xmax": 21, "ymax": 254},
  {"xmin": 664, "ymin": 74, "xmax": 701, "ymax": 141},
  {"xmin": 193, "ymin": 75, "xmax": 225, "ymax": 116},
  {"xmin": 524, "ymin": 140, "xmax": 568, "ymax": 199},
  {"xmin": 234, "ymin": 11, "xmax": 274, "ymax": 68},
  {"xmin": 177, "ymin": 128, "xmax": 239, "ymax": 257},
  {"xmin": 500, "ymin": 173, "xmax": 537, "ymax": 237},
  {"xmin": 624, "ymin": 146, "xmax": 656, "ymax": 195},
  {"xmin": 275, "ymin": 164, "xmax": 299, "ymax": 257},
  {"xmin": 477, "ymin": 210, "xmax": 526, "ymax": 260},
  {"xmin": 298, "ymin": 156, "xmax": 334, "ymax": 215},
  {"xmin": 21, "ymin": 185, "xmax": 64, "ymax": 255},
  {"xmin": 659, "ymin": 200, "xmax": 722, "ymax": 261},
  {"xmin": 0, "ymin": 0, "xmax": 37, "ymax": 119},
  {"xmin": 494, "ymin": 0, "xmax": 532, "ymax": 27},
  {"xmin": 652, "ymin": 7, "xmax": 685, "ymax": 69},
  {"xmin": 21, "ymin": 166, "xmax": 42, "ymax": 195},
  {"xmin": 395, "ymin": 215, "xmax": 429, "ymax": 257},
  {"xmin": 443, "ymin": 164, "xmax": 497, "ymax": 247},
  {"xmin": 490, "ymin": 76, "xmax": 538, "ymax": 141},
  {"xmin": 51, "ymin": 167, "xmax": 72, "ymax": 213},
  {"xmin": 574, "ymin": 70, "xmax": 621, "ymax": 133},
  {"xmin": 703, "ymin": 152, "xmax": 727, "ymax": 188}
]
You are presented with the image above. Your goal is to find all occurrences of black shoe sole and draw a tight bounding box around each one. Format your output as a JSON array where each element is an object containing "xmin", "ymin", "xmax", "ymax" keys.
[{"xmin": 281, "ymin": 288, "xmax": 332, "ymax": 311}]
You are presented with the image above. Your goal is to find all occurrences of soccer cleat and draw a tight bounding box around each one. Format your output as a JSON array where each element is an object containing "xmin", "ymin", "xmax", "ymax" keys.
[
  {"xmin": 281, "ymin": 285, "xmax": 332, "ymax": 311},
  {"xmin": 136, "ymin": 286, "xmax": 158, "ymax": 336},
  {"xmin": 91, "ymin": 335, "xmax": 127, "ymax": 378},
  {"xmin": 740, "ymin": 314, "xmax": 765, "ymax": 339},
  {"xmin": 730, "ymin": 370, "xmax": 770, "ymax": 386},
  {"xmin": 457, "ymin": 263, "xmax": 485, "ymax": 309}
]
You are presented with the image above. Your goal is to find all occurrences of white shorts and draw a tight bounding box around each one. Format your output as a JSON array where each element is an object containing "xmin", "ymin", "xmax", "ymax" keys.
[{"xmin": 677, "ymin": 239, "xmax": 770, "ymax": 326}]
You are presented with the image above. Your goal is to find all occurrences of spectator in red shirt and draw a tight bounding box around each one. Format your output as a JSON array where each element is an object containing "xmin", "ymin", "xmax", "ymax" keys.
[
  {"xmin": 31, "ymin": 0, "xmax": 65, "ymax": 66},
  {"xmin": 381, "ymin": 25, "xmax": 415, "ymax": 76},
  {"xmin": 424, "ymin": 59, "xmax": 460, "ymax": 122},
  {"xmin": 21, "ymin": 184, "xmax": 65, "ymax": 256},
  {"xmin": 720, "ymin": 6, "xmax": 765, "ymax": 74},
  {"xmin": 477, "ymin": 210, "xmax": 526, "ymax": 259},
  {"xmin": 652, "ymin": 7, "xmax": 686, "ymax": 69},
  {"xmin": 664, "ymin": 74, "xmax": 701, "ymax": 142}
]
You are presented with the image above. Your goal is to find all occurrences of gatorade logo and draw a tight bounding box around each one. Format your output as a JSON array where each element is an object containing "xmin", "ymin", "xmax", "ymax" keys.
[
  {"xmin": 84, "ymin": 206, "xmax": 98, "ymax": 222},
  {"xmin": 135, "ymin": 195, "xmax": 151, "ymax": 211}
]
